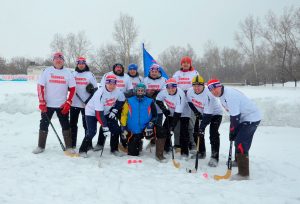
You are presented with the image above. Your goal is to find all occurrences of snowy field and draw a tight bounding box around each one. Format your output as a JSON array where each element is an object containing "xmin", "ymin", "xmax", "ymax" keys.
[{"xmin": 0, "ymin": 81, "xmax": 300, "ymax": 204}]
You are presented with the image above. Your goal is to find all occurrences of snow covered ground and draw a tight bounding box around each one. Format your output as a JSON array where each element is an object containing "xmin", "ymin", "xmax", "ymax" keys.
[{"xmin": 0, "ymin": 81, "xmax": 300, "ymax": 204}]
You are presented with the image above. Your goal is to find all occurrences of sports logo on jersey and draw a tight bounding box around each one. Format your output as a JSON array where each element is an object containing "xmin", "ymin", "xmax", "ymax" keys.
[
  {"xmin": 105, "ymin": 98, "xmax": 116, "ymax": 107},
  {"xmin": 49, "ymin": 74, "xmax": 66, "ymax": 84},
  {"xmin": 164, "ymin": 99, "xmax": 175, "ymax": 109}
]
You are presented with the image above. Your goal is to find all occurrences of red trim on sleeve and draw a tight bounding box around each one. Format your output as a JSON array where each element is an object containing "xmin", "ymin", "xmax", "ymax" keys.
[
  {"xmin": 67, "ymin": 87, "xmax": 76, "ymax": 103},
  {"xmin": 37, "ymin": 84, "xmax": 45, "ymax": 103},
  {"xmin": 96, "ymin": 111, "xmax": 103, "ymax": 126}
]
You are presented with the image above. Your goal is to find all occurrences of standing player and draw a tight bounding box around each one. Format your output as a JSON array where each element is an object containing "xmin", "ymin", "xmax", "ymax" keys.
[
  {"xmin": 156, "ymin": 78, "xmax": 191, "ymax": 159},
  {"xmin": 207, "ymin": 79, "xmax": 261, "ymax": 180},
  {"xmin": 79, "ymin": 75, "xmax": 125, "ymax": 157},
  {"xmin": 173, "ymin": 56, "xmax": 199, "ymax": 151},
  {"xmin": 33, "ymin": 52, "xmax": 76, "ymax": 155},
  {"xmin": 70, "ymin": 57, "xmax": 98, "ymax": 149},
  {"xmin": 143, "ymin": 63, "xmax": 167, "ymax": 126},
  {"xmin": 127, "ymin": 63, "xmax": 143, "ymax": 88},
  {"xmin": 186, "ymin": 75, "xmax": 223, "ymax": 167}
]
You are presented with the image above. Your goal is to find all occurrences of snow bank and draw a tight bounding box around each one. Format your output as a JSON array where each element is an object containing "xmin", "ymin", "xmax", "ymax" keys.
[{"xmin": 1, "ymin": 81, "xmax": 299, "ymax": 127}]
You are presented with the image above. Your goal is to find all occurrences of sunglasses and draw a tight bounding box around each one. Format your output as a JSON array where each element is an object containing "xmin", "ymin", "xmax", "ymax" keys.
[
  {"xmin": 77, "ymin": 60, "xmax": 86, "ymax": 65},
  {"xmin": 105, "ymin": 79, "xmax": 117, "ymax": 84},
  {"xmin": 166, "ymin": 83, "xmax": 177, "ymax": 89}
]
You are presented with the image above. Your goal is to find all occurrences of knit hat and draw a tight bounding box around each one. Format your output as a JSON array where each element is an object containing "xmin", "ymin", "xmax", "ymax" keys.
[
  {"xmin": 166, "ymin": 78, "xmax": 177, "ymax": 88},
  {"xmin": 150, "ymin": 63, "xmax": 160, "ymax": 71},
  {"xmin": 77, "ymin": 56, "xmax": 86, "ymax": 64},
  {"xmin": 180, "ymin": 56, "xmax": 192, "ymax": 65},
  {"xmin": 207, "ymin": 79, "xmax": 222, "ymax": 91},
  {"xmin": 128, "ymin": 63, "xmax": 138, "ymax": 71},
  {"xmin": 53, "ymin": 52, "xmax": 64, "ymax": 61},
  {"xmin": 105, "ymin": 74, "xmax": 117, "ymax": 84}
]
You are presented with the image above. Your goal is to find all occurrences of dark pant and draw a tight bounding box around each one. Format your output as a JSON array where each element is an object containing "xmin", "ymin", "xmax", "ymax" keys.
[
  {"xmin": 128, "ymin": 133, "xmax": 143, "ymax": 156},
  {"xmin": 70, "ymin": 107, "xmax": 87, "ymax": 147},
  {"xmin": 39, "ymin": 107, "xmax": 70, "ymax": 131},
  {"xmin": 235, "ymin": 121, "xmax": 260, "ymax": 155},
  {"xmin": 209, "ymin": 115, "xmax": 222, "ymax": 159},
  {"xmin": 97, "ymin": 112, "xmax": 123, "ymax": 147},
  {"xmin": 164, "ymin": 117, "xmax": 190, "ymax": 155},
  {"xmin": 86, "ymin": 115, "xmax": 121, "ymax": 152}
]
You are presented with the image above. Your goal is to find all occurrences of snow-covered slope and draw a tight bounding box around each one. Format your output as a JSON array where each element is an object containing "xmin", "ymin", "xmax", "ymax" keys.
[{"xmin": 0, "ymin": 81, "xmax": 299, "ymax": 204}]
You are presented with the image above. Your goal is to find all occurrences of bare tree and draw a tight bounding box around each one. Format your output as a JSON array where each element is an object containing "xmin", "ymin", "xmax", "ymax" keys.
[
  {"xmin": 50, "ymin": 33, "xmax": 65, "ymax": 54},
  {"xmin": 50, "ymin": 31, "xmax": 91, "ymax": 68},
  {"xmin": 220, "ymin": 47, "xmax": 244, "ymax": 82},
  {"xmin": 113, "ymin": 13, "xmax": 139, "ymax": 68},
  {"xmin": 235, "ymin": 15, "xmax": 261, "ymax": 84},
  {"xmin": 89, "ymin": 44, "xmax": 120, "ymax": 74},
  {"xmin": 261, "ymin": 7, "xmax": 300, "ymax": 86},
  {"xmin": 201, "ymin": 41, "xmax": 222, "ymax": 80},
  {"xmin": 158, "ymin": 44, "xmax": 197, "ymax": 75}
]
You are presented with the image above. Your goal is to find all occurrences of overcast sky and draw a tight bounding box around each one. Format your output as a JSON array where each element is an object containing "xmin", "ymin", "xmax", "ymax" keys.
[{"xmin": 0, "ymin": 0, "xmax": 299, "ymax": 60}]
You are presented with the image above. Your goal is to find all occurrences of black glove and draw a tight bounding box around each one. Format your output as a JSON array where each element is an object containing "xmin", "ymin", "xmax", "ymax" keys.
[
  {"xmin": 229, "ymin": 128, "xmax": 237, "ymax": 141},
  {"xmin": 86, "ymin": 83, "xmax": 95, "ymax": 94},
  {"xmin": 195, "ymin": 112, "xmax": 202, "ymax": 120},
  {"xmin": 162, "ymin": 109, "xmax": 170, "ymax": 117}
]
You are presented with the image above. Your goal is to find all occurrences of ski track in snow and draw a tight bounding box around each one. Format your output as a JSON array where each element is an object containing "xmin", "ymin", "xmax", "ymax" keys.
[{"xmin": 0, "ymin": 81, "xmax": 300, "ymax": 204}]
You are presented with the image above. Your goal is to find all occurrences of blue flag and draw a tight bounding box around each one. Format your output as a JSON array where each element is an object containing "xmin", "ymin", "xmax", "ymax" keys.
[{"xmin": 143, "ymin": 44, "xmax": 169, "ymax": 79}]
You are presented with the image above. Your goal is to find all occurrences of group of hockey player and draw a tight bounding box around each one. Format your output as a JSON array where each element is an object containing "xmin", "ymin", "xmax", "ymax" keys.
[{"xmin": 33, "ymin": 52, "xmax": 261, "ymax": 180}]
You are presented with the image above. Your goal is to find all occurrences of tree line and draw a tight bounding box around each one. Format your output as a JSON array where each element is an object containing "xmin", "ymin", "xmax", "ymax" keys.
[{"xmin": 0, "ymin": 6, "xmax": 299, "ymax": 86}]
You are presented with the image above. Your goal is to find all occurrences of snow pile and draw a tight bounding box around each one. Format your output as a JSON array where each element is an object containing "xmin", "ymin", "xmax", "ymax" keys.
[{"xmin": 1, "ymin": 81, "xmax": 299, "ymax": 127}]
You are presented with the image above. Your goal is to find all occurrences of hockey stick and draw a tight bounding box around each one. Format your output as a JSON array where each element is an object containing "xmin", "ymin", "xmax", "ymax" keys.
[
  {"xmin": 98, "ymin": 136, "xmax": 107, "ymax": 167},
  {"xmin": 43, "ymin": 112, "xmax": 78, "ymax": 157},
  {"xmin": 214, "ymin": 141, "xmax": 233, "ymax": 180},
  {"xmin": 186, "ymin": 117, "xmax": 201, "ymax": 173},
  {"xmin": 76, "ymin": 93, "xmax": 87, "ymax": 105},
  {"xmin": 167, "ymin": 116, "xmax": 180, "ymax": 168}
]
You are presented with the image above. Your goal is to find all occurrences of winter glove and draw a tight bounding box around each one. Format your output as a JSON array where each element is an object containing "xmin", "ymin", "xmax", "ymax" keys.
[
  {"xmin": 195, "ymin": 112, "xmax": 203, "ymax": 120},
  {"xmin": 39, "ymin": 100, "xmax": 47, "ymax": 113},
  {"xmin": 162, "ymin": 109, "xmax": 171, "ymax": 117},
  {"xmin": 86, "ymin": 83, "xmax": 95, "ymax": 94},
  {"xmin": 121, "ymin": 126, "xmax": 128, "ymax": 141},
  {"xmin": 102, "ymin": 127, "xmax": 111, "ymax": 138},
  {"xmin": 144, "ymin": 122, "xmax": 154, "ymax": 139},
  {"xmin": 108, "ymin": 108, "xmax": 118, "ymax": 120},
  {"xmin": 61, "ymin": 100, "xmax": 71, "ymax": 115}
]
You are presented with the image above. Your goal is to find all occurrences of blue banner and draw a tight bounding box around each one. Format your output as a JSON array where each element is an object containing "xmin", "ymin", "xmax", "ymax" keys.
[{"xmin": 143, "ymin": 44, "xmax": 169, "ymax": 79}]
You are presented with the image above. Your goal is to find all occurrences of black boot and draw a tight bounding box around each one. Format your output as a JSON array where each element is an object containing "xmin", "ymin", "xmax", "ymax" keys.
[
  {"xmin": 79, "ymin": 137, "xmax": 91, "ymax": 157},
  {"xmin": 156, "ymin": 138, "xmax": 167, "ymax": 162},
  {"xmin": 32, "ymin": 130, "xmax": 48, "ymax": 154},
  {"xmin": 231, "ymin": 153, "xmax": 250, "ymax": 180}
]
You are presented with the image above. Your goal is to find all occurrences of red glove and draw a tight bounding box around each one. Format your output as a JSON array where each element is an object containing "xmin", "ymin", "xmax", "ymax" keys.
[
  {"xmin": 39, "ymin": 100, "xmax": 47, "ymax": 112},
  {"xmin": 60, "ymin": 86, "xmax": 75, "ymax": 115},
  {"xmin": 61, "ymin": 100, "xmax": 71, "ymax": 115}
]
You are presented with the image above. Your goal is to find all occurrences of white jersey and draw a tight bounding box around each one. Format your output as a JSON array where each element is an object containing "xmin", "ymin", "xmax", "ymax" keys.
[
  {"xmin": 220, "ymin": 87, "xmax": 261, "ymax": 122},
  {"xmin": 156, "ymin": 88, "xmax": 191, "ymax": 117},
  {"xmin": 186, "ymin": 87, "xmax": 223, "ymax": 115},
  {"xmin": 72, "ymin": 71, "xmax": 98, "ymax": 108},
  {"xmin": 100, "ymin": 71, "xmax": 133, "ymax": 93},
  {"xmin": 143, "ymin": 76, "xmax": 167, "ymax": 114},
  {"xmin": 38, "ymin": 66, "xmax": 76, "ymax": 108},
  {"xmin": 85, "ymin": 87, "xmax": 125, "ymax": 116},
  {"xmin": 173, "ymin": 69, "xmax": 199, "ymax": 91},
  {"xmin": 129, "ymin": 75, "xmax": 143, "ymax": 88}
]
